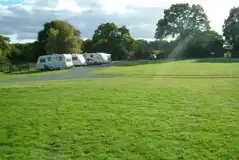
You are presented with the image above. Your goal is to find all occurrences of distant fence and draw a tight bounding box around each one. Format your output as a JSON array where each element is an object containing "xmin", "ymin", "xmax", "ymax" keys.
[{"xmin": 0, "ymin": 63, "xmax": 36, "ymax": 73}]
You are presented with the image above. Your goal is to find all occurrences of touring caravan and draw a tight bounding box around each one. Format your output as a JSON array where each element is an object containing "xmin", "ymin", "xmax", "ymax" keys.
[
  {"xmin": 102, "ymin": 53, "xmax": 112, "ymax": 63},
  {"xmin": 83, "ymin": 52, "xmax": 111, "ymax": 65},
  {"xmin": 83, "ymin": 53, "xmax": 102, "ymax": 65},
  {"xmin": 36, "ymin": 54, "xmax": 73, "ymax": 70},
  {"xmin": 71, "ymin": 54, "xmax": 87, "ymax": 66}
]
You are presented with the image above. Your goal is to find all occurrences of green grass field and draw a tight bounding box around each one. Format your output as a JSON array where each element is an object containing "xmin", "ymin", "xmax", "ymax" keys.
[
  {"xmin": 1, "ymin": 59, "xmax": 239, "ymax": 159},
  {"xmin": 0, "ymin": 69, "xmax": 67, "ymax": 81},
  {"xmin": 93, "ymin": 59, "xmax": 239, "ymax": 77}
]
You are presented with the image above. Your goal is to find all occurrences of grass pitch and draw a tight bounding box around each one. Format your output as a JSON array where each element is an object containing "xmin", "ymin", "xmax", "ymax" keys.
[{"xmin": 1, "ymin": 59, "xmax": 239, "ymax": 159}]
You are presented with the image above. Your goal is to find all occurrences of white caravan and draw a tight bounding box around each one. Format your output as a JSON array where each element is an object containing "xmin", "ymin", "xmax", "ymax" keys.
[
  {"xmin": 71, "ymin": 54, "xmax": 87, "ymax": 66},
  {"xmin": 36, "ymin": 54, "xmax": 73, "ymax": 70},
  {"xmin": 101, "ymin": 53, "xmax": 112, "ymax": 63},
  {"xmin": 83, "ymin": 53, "xmax": 102, "ymax": 65},
  {"xmin": 83, "ymin": 52, "xmax": 111, "ymax": 65}
]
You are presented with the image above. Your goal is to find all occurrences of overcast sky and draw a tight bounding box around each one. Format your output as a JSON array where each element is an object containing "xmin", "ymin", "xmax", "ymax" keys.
[{"xmin": 0, "ymin": 0, "xmax": 238, "ymax": 43}]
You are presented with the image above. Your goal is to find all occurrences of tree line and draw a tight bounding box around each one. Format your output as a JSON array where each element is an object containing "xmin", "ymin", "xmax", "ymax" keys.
[{"xmin": 1, "ymin": 3, "xmax": 239, "ymax": 66}]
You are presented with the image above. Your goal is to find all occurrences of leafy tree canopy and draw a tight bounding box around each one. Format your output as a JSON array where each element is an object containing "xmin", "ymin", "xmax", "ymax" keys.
[
  {"xmin": 155, "ymin": 3, "xmax": 210, "ymax": 39},
  {"xmin": 223, "ymin": 7, "xmax": 239, "ymax": 48},
  {"xmin": 92, "ymin": 23, "xmax": 135, "ymax": 60},
  {"xmin": 38, "ymin": 20, "xmax": 82, "ymax": 54}
]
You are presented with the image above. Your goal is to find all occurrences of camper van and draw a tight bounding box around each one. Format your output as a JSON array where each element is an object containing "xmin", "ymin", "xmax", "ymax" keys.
[
  {"xmin": 36, "ymin": 54, "xmax": 73, "ymax": 70},
  {"xmin": 71, "ymin": 54, "xmax": 87, "ymax": 66},
  {"xmin": 83, "ymin": 52, "xmax": 111, "ymax": 65}
]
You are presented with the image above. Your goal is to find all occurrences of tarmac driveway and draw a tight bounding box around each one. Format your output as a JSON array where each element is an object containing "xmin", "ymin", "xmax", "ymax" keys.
[{"xmin": 0, "ymin": 63, "xmax": 119, "ymax": 83}]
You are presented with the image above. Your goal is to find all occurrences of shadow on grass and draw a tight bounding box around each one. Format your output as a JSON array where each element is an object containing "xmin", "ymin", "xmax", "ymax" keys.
[
  {"xmin": 5, "ymin": 70, "xmax": 61, "ymax": 75},
  {"xmin": 112, "ymin": 59, "xmax": 181, "ymax": 67},
  {"xmin": 193, "ymin": 58, "xmax": 239, "ymax": 63},
  {"xmin": 114, "ymin": 58, "xmax": 239, "ymax": 66},
  {"xmin": 119, "ymin": 74, "xmax": 239, "ymax": 79}
]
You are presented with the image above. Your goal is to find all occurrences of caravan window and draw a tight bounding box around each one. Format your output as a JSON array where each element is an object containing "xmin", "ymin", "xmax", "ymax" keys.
[
  {"xmin": 58, "ymin": 56, "xmax": 63, "ymax": 61},
  {"xmin": 72, "ymin": 57, "xmax": 78, "ymax": 61},
  {"xmin": 48, "ymin": 57, "xmax": 51, "ymax": 61},
  {"xmin": 66, "ymin": 58, "xmax": 71, "ymax": 62},
  {"xmin": 40, "ymin": 58, "xmax": 45, "ymax": 63}
]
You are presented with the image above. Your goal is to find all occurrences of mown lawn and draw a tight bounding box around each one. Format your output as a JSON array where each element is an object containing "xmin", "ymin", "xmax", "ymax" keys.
[
  {"xmin": 0, "ymin": 60, "xmax": 239, "ymax": 159},
  {"xmin": 0, "ymin": 69, "xmax": 67, "ymax": 81},
  {"xmin": 93, "ymin": 59, "xmax": 239, "ymax": 77}
]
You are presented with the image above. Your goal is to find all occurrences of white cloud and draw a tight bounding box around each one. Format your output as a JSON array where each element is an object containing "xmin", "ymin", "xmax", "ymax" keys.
[
  {"xmin": 198, "ymin": 0, "xmax": 239, "ymax": 34},
  {"xmin": 0, "ymin": 0, "xmax": 238, "ymax": 43},
  {"xmin": 101, "ymin": 0, "xmax": 239, "ymax": 33},
  {"xmin": 0, "ymin": 5, "xmax": 13, "ymax": 16},
  {"xmin": 16, "ymin": 0, "xmax": 89, "ymax": 12}
]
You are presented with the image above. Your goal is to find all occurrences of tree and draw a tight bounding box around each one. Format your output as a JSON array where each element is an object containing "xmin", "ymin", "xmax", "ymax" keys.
[
  {"xmin": 223, "ymin": 41, "xmax": 233, "ymax": 50},
  {"xmin": 148, "ymin": 40, "xmax": 168, "ymax": 50},
  {"xmin": 133, "ymin": 40, "xmax": 150, "ymax": 59},
  {"xmin": 223, "ymin": 7, "xmax": 239, "ymax": 48},
  {"xmin": 155, "ymin": 3, "xmax": 210, "ymax": 39},
  {"xmin": 9, "ymin": 43, "xmax": 24, "ymax": 63},
  {"xmin": 118, "ymin": 26, "xmax": 135, "ymax": 51},
  {"xmin": 0, "ymin": 35, "xmax": 11, "ymax": 56},
  {"xmin": 6, "ymin": 41, "xmax": 45, "ymax": 64},
  {"xmin": 45, "ymin": 28, "xmax": 59, "ymax": 54},
  {"xmin": 37, "ymin": 20, "xmax": 82, "ymax": 54},
  {"xmin": 82, "ymin": 39, "xmax": 94, "ymax": 53},
  {"xmin": 0, "ymin": 55, "xmax": 10, "ymax": 71},
  {"xmin": 92, "ymin": 23, "xmax": 135, "ymax": 60},
  {"xmin": 185, "ymin": 30, "xmax": 224, "ymax": 58}
]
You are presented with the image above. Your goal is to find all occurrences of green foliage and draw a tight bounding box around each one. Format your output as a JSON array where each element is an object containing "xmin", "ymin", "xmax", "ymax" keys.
[
  {"xmin": 82, "ymin": 39, "xmax": 94, "ymax": 53},
  {"xmin": 223, "ymin": 7, "xmax": 239, "ymax": 48},
  {"xmin": 185, "ymin": 30, "xmax": 224, "ymax": 58},
  {"xmin": 8, "ymin": 42, "xmax": 40, "ymax": 64},
  {"xmin": 45, "ymin": 28, "xmax": 59, "ymax": 54},
  {"xmin": 155, "ymin": 19, "xmax": 167, "ymax": 39},
  {"xmin": 0, "ymin": 35, "xmax": 11, "ymax": 56},
  {"xmin": 133, "ymin": 40, "xmax": 150, "ymax": 59},
  {"xmin": 223, "ymin": 41, "xmax": 233, "ymax": 50},
  {"xmin": 148, "ymin": 40, "xmax": 177, "ymax": 57},
  {"xmin": 0, "ymin": 55, "xmax": 10, "ymax": 71},
  {"xmin": 38, "ymin": 20, "xmax": 82, "ymax": 54},
  {"xmin": 92, "ymin": 23, "xmax": 134, "ymax": 60},
  {"xmin": 155, "ymin": 3, "xmax": 210, "ymax": 39}
]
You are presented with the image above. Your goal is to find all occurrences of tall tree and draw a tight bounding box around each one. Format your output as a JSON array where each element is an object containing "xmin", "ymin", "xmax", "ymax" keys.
[
  {"xmin": 0, "ymin": 35, "xmax": 10, "ymax": 56},
  {"xmin": 186, "ymin": 30, "xmax": 224, "ymax": 58},
  {"xmin": 37, "ymin": 20, "xmax": 82, "ymax": 54},
  {"xmin": 45, "ymin": 28, "xmax": 59, "ymax": 54},
  {"xmin": 82, "ymin": 39, "xmax": 94, "ymax": 53},
  {"xmin": 0, "ymin": 55, "xmax": 10, "ymax": 71},
  {"xmin": 133, "ymin": 40, "xmax": 150, "ymax": 59},
  {"xmin": 223, "ymin": 7, "xmax": 239, "ymax": 48},
  {"xmin": 155, "ymin": 3, "xmax": 210, "ymax": 39},
  {"xmin": 148, "ymin": 40, "xmax": 176, "ymax": 57},
  {"xmin": 8, "ymin": 42, "xmax": 41, "ymax": 63},
  {"xmin": 92, "ymin": 23, "xmax": 134, "ymax": 60}
]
